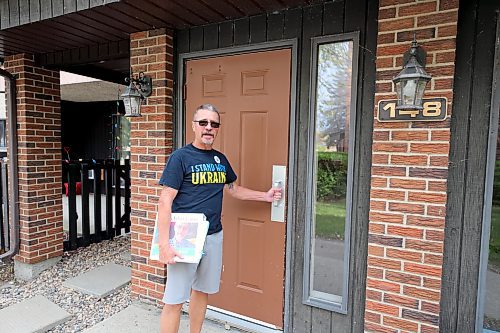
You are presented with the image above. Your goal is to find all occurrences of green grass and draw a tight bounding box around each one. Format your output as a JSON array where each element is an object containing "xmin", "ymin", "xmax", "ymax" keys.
[
  {"xmin": 315, "ymin": 199, "xmax": 347, "ymax": 239},
  {"xmin": 489, "ymin": 204, "xmax": 500, "ymax": 269}
]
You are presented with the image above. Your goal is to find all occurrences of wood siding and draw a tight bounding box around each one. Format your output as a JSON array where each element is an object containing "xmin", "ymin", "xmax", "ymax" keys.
[
  {"xmin": 176, "ymin": 1, "xmax": 378, "ymax": 331},
  {"xmin": 440, "ymin": 0, "xmax": 500, "ymax": 331},
  {"xmin": 0, "ymin": 0, "xmax": 119, "ymax": 29}
]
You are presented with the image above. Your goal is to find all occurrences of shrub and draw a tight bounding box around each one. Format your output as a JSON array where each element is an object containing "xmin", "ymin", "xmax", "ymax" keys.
[{"xmin": 316, "ymin": 151, "xmax": 348, "ymax": 201}]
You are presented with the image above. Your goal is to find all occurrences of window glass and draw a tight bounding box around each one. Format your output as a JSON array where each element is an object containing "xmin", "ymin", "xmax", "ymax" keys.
[
  {"xmin": 305, "ymin": 36, "xmax": 356, "ymax": 312},
  {"xmin": 484, "ymin": 125, "xmax": 500, "ymax": 332},
  {"xmin": 0, "ymin": 119, "xmax": 5, "ymax": 148},
  {"xmin": 112, "ymin": 115, "xmax": 131, "ymax": 162}
]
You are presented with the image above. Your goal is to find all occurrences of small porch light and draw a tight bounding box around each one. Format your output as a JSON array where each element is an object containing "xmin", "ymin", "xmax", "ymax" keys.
[
  {"xmin": 392, "ymin": 37, "xmax": 431, "ymax": 110},
  {"xmin": 121, "ymin": 71, "xmax": 153, "ymax": 117}
]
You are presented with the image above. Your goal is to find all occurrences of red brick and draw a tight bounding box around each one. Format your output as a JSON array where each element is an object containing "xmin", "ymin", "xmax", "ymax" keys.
[
  {"xmin": 417, "ymin": 11, "xmax": 458, "ymax": 27},
  {"xmin": 387, "ymin": 225, "xmax": 424, "ymax": 239},
  {"xmin": 404, "ymin": 263, "xmax": 442, "ymax": 277},
  {"xmin": 421, "ymin": 324, "xmax": 439, "ymax": 333},
  {"xmin": 366, "ymin": 311, "xmax": 382, "ymax": 324},
  {"xmin": 389, "ymin": 203, "xmax": 425, "ymax": 214},
  {"xmin": 428, "ymin": 181, "xmax": 447, "ymax": 192},
  {"xmin": 396, "ymin": 28, "xmax": 436, "ymax": 43},
  {"xmin": 364, "ymin": 322, "xmax": 399, "ymax": 333},
  {"xmin": 370, "ymin": 212, "xmax": 404, "ymax": 224},
  {"xmin": 427, "ymin": 64, "xmax": 456, "ymax": 77},
  {"xmin": 386, "ymin": 248, "xmax": 423, "ymax": 262},
  {"xmin": 384, "ymin": 294, "xmax": 419, "ymax": 309},
  {"xmin": 371, "ymin": 200, "xmax": 387, "ymax": 211},
  {"xmin": 373, "ymin": 143, "xmax": 408, "ymax": 153},
  {"xmin": 370, "ymin": 224, "xmax": 387, "ymax": 235},
  {"xmin": 406, "ymin": 239, "xmax": 443, "ymax": 253},
  {"xmin": 410, "ymin": 143, "xmax": 449, "ymax": 154},
  {"xmin": 421, "ymin": 301, "xmax": 440, "ymax": 314},
  {"xmin": 366, "ymin": 301, "xmax": 400, "ymax": 316},
  {"xmin": 408, "ymin": 192, "xmax": 447, "ymax": 204},
  {"xmin": 407, "ymin": 215, "xmax": 445, "ymax": 228},
  {"xmin": 423, "ymin": 277, "xmax": 442, "ymax": 290},
  {"xmin": 427, "ymin": 205, "xmax": 446, "ymax": 217},
  {"xmin": 385, "ymin": 271, "xmax": 422, "ymax": 286},
  {"xmin": 368, "ymin": 257, "xmax": 402, "ymax": 270},
  {"xmin": 404, "ymin": 286, "xmax": 441, "ymax": 302},
  {"xmin": 390, "ymin": 154, "xmax": 428, "ymax": 166},
  {"xmin": 372, "ymin": 166, "xmax": 407, "ymax": 177},
  {"xmin": 373, "ymin": 153, "xmax": 390, "ymax": 164},
  {"xmin": 372, "ymin": 189, "xmax": 406, "ymax": 201},
  {"xmin": 367, "ymin": 278, "xmax": 401, "ymax": 293},
  {"xmin": 430, "ymin": 156, "xmax": 449, "ymax": 167},
  {"xmin": 379, "ymin": 18, "xmax": 415, "ymax": 33},
  {"xmin": 372, "ymin": 177, "xmax": 388, "ymax": 188},
  {"xmin": 377, "ymin": 57, "xmax": 395, "ymax": 68},
  {"xmin": 425, "ymin": 230, "xmax": 444, "ymax": 242},
  {"xmin": 424, "ymin": 253, "xmax": 443, "ymax": 266},
  {"xmin": 383, "ymin": 316, "xmax": 419, "ymax": 331},
  {"xmin": 389, "ymin": 178, "xmax": 426, "ymax": 190},
  {"xmin": 436, "ymin": 51, "xmax": 456, "ymax": 63},
  {"xmin": 369, "ymin": 267, "xmax": 385, "ymax": 279},
  {"xmin": 369, "ymin": 244, "xmax": 386, "ymax": 256}
]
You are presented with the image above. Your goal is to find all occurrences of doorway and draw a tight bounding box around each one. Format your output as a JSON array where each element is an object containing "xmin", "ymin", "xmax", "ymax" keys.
[{"xmin": 183, "ymin": 48, "xmax": 292, "ymax": 328}]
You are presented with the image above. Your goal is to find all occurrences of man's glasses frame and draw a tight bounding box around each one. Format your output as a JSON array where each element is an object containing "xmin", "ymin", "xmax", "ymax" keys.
[{"xmin": 193, "ymin": 120, "xmax": 221, "ymax": 128}]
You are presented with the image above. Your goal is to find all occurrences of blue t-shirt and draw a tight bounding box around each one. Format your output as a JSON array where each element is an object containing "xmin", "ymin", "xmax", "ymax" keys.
[{"xmin": 159, "ymin": 144, "xmax": 237, "ymax": 234}]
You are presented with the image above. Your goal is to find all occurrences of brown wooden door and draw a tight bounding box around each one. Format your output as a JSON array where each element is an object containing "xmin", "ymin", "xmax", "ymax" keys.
[{"xmin": 184, "ymin": 49, "xmax": 291, "ymax": 328}]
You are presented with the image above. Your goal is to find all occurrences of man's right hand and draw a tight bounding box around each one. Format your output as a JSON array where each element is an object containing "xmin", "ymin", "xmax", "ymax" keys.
[{"xmin": 159, "ymin": 243, "xmax": 183, "ymax": 265}]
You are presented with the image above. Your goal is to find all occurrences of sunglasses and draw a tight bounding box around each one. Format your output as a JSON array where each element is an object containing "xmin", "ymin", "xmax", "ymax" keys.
[{"xmin": 193, "ymin": 120, "xmax": 221, "ymax": 128}]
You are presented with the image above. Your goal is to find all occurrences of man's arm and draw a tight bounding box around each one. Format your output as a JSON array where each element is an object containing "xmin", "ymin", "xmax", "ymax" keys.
[
  {"xmin": 225, "ymin": 182, "xmax": 282, "ymax": 202},
  {"xmin": 157, "ymin": 186, "xmax": 182, "ymax": 264}
]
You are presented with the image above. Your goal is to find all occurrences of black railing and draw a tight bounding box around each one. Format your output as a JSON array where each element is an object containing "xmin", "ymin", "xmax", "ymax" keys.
[
  {"xmin": 0, "ymin": 158, "xmax": 9, "ymax": 256},
  {"xmin": 63, "ymin": 159, "xmax": 131, "ymax": 251}
]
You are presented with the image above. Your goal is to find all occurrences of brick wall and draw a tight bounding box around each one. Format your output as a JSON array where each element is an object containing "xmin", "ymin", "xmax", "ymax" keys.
[
  {"xmin": 129, "ymin": 28, "xmax": 174, "ymax": 304},
  {"xmin": 4, "ymin": 54, "xmax": 63, "ymax": 264},
  {"xmin": 365, "ymin": 1, "xmax": 458, "ymax": 332}
]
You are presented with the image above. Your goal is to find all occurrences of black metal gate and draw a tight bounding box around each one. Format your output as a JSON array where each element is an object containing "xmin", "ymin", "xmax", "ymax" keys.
[
  {"xmin": 63, "ymin": 159, "xmax": 131, "ymax": 251},
  {"xmin": 0, "ymin": 159, "xmax": 9, "ymax": 256}
]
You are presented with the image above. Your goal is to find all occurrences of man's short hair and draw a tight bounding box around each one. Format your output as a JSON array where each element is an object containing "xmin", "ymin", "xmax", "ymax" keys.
[{"xmin": 194, "ymin": 104, "xmax": 220, "ymax": 121}]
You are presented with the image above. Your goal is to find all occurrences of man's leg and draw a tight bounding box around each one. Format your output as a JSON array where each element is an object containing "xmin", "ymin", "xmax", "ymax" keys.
[
  {"xmin": 160, "ymin": 303, "xmax": 183, "ymax": 333},
  {"xmin": 189, "ymin": 290, "xmax": 208, "ymax": 333}
]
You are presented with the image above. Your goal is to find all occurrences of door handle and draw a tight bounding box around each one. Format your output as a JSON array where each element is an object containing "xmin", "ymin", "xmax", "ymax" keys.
[
  {"xmin": 271, "ymin": 165, "xmax": 286, "ymax": 222},
  {"xmin": 273, "ymin": 181, "xmax": 283, "ymax": 207}
]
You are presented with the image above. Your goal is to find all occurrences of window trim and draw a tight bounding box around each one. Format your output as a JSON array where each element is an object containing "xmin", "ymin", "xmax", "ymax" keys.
[
  {"xmin": 476, "ymin": 14, "xmax": 500, "ymax": 332},
  {"xmin": 302, "ymin": 32, "xmax": 360, "ymax": 314}
]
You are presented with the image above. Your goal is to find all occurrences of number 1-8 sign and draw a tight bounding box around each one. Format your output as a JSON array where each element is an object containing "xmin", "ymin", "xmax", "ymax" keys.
[{"xmin": 377, "ymin": 98, "xmax": 447, "ymax": 122}]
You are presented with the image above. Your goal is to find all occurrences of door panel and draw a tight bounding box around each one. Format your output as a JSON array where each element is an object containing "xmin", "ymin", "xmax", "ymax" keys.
[{"xmin": 184, "ymin": 49, "xmax": 291, "ymax": 327}]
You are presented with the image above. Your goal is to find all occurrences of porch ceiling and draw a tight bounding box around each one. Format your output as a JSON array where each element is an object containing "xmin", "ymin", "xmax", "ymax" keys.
[{"xmin": 0, "ymin": 0, "xmax": 321, "ymax": 78}]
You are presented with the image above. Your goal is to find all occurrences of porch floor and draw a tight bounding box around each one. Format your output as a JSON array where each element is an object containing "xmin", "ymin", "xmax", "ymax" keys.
[{"xmin": 0, "ymin": 235, "xmax": 244, "ymax": 333}]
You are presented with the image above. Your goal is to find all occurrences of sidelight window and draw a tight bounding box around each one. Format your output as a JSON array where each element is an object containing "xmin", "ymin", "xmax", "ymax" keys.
[{"xmin": 303, "ymin": 33, "xmax": 359, "ymax": 313}]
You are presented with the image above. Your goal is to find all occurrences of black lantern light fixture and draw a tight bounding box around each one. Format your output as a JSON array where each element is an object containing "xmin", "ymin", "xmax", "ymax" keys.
[
  {"xmin": 392, "ymin": 36, "xmax": 432, "ymax": 110},
  {"xmin": 121, "ymin": 71, "xmax": 153, "ymax": 117}
]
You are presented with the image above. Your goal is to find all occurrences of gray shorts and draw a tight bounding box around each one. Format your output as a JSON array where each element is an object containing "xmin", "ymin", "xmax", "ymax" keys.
[{"xmin": 162, "ymin": 230, "xmax": 223, "ymax": 304}]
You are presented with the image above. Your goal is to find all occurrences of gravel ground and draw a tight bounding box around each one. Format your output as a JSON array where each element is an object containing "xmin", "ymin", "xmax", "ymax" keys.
[{"xmin": 0, "ymin": 234, "xmax": 132, "ymax": 332}]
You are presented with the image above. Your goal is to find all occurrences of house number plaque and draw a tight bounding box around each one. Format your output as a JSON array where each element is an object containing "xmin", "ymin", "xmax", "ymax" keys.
[{"xmin": 377, "ymin": 98, "xmax": 447, "ymax": 122}]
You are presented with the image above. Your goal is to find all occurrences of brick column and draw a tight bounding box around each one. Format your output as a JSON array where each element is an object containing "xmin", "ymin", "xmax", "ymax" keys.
[
  {"xmin": 365, "ymin": 1, "xmax": 458, "ymax": 332},
  {"xmin": 129, "ymin": 28, "xmax": 174, "ymax": 304},
  {"xmin": 4, "ymin": 54, "xmax": 63, "ymax": 279}
]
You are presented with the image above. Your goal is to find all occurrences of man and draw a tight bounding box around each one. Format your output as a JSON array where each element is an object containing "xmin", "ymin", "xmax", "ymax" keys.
[{"xmin": 157, "ymin": 104, "xmax": 282, "ymax": 333}]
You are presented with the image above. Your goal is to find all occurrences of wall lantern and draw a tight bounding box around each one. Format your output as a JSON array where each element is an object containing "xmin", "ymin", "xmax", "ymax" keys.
[
  {"xmin": 392, "ymin": 37, "xmax": 431, "ymax": 110},
  {"xmin": 121, "ymin": 71, "xmax": 153, "ymax": 117}
]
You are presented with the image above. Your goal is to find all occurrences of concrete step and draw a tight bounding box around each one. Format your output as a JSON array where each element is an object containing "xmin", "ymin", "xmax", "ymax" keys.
[
  {"xmin": 82, "ymin": 303, "xmax": 244, "ymax": 333},
  {"xmin": 0, "ymin": 295, "xmax": 71, "ymax": 333},
  {"xmin": 63, "ymin": 263, "xmax": 130, "ymax": 298}
]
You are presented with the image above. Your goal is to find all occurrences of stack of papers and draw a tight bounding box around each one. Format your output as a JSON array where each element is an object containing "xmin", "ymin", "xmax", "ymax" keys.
[{"xmin": 150, "ymin": 213, "xmax": 209, "ymax": 263}]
